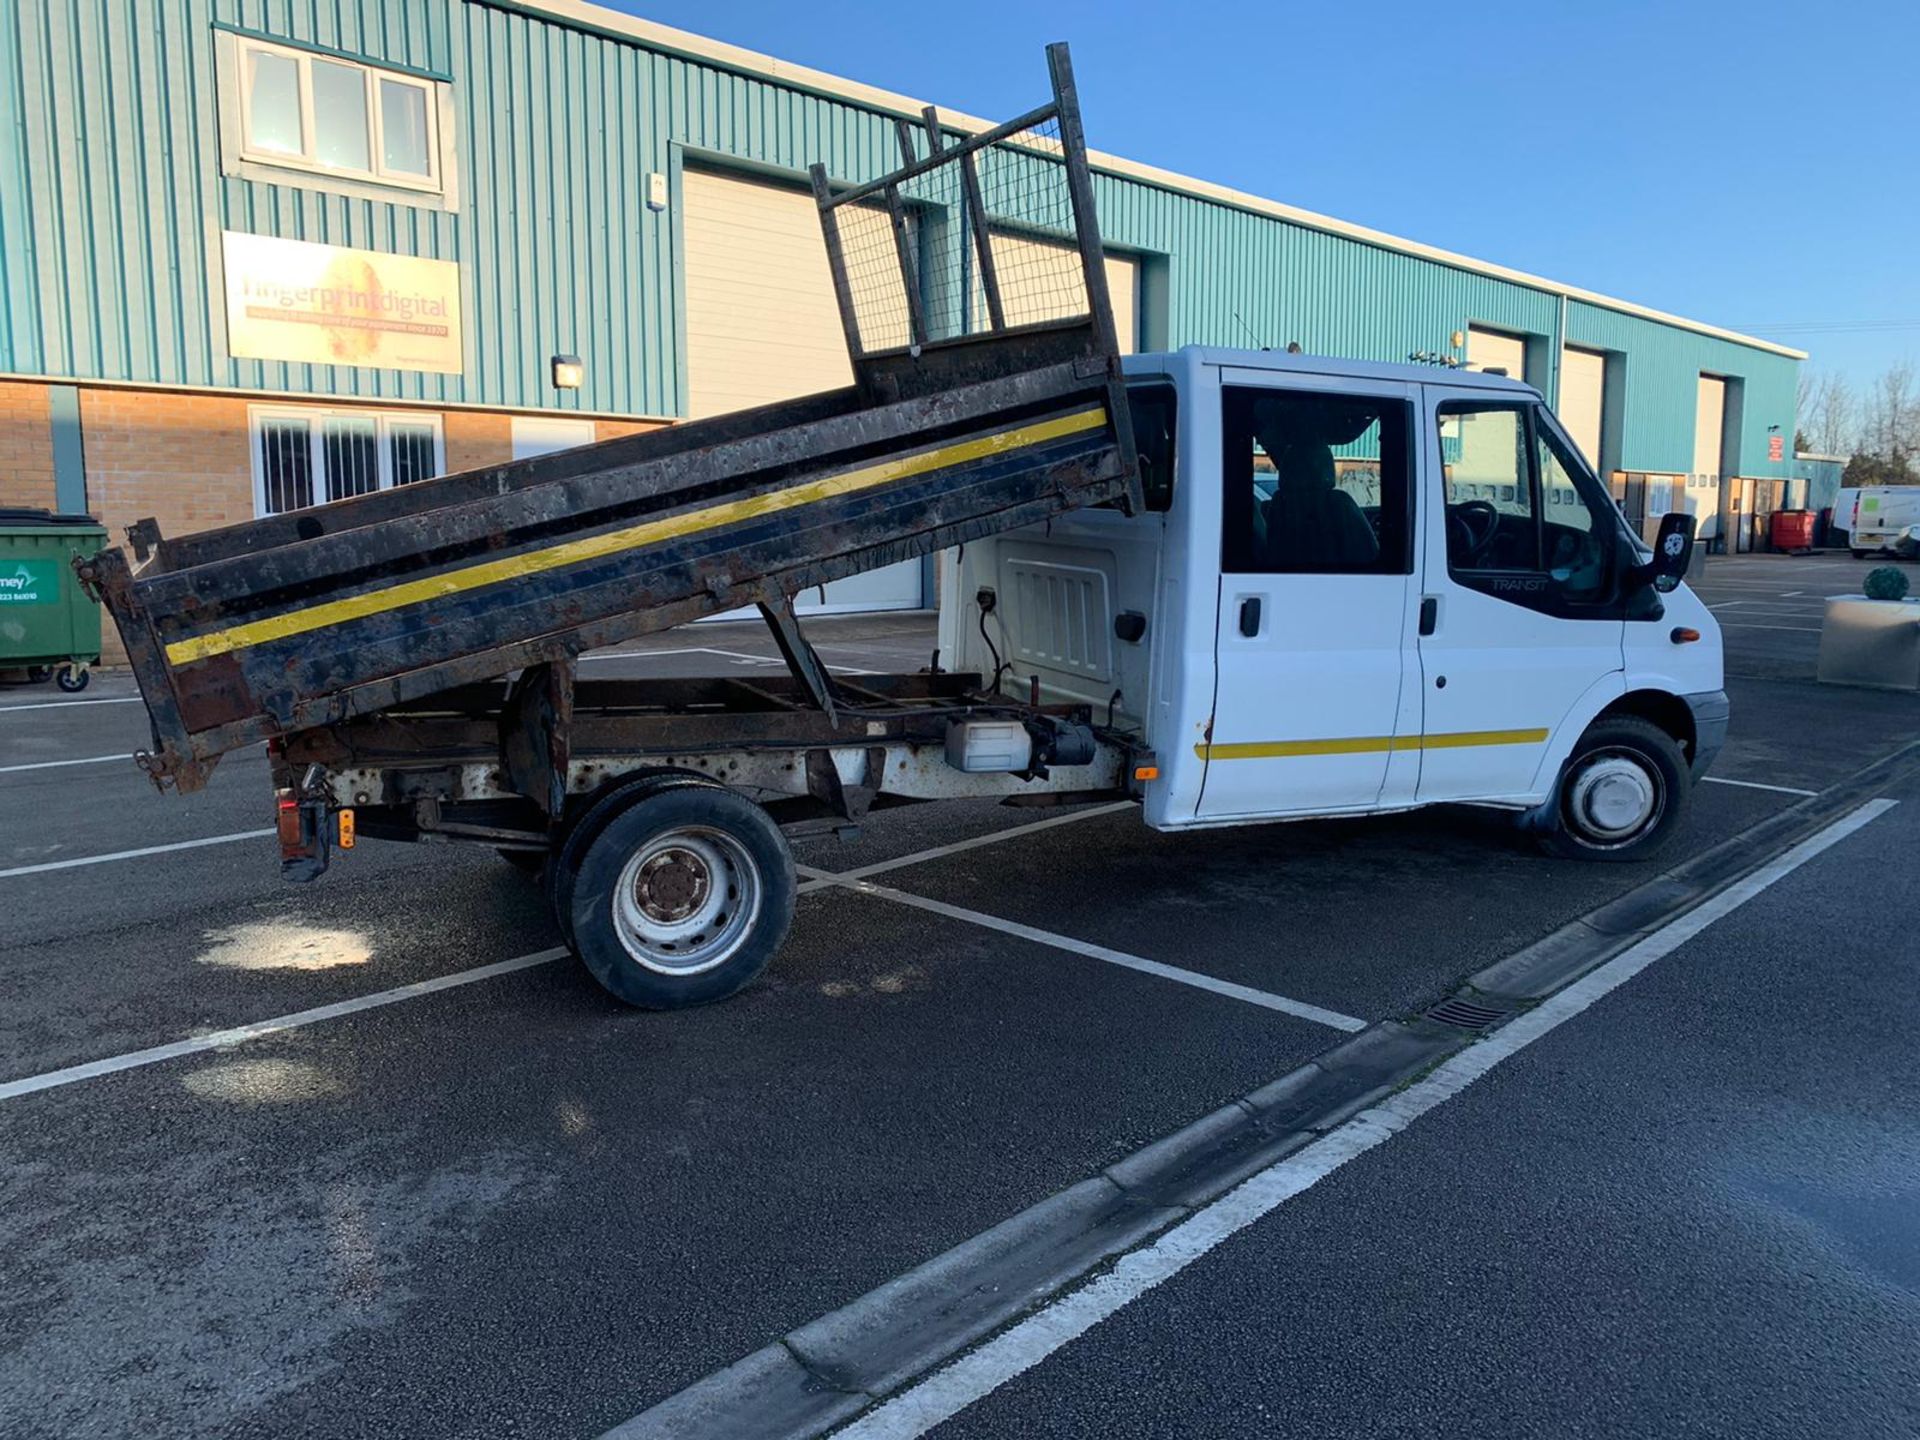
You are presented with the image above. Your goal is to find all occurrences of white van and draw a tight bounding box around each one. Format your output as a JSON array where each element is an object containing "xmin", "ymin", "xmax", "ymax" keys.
[
  {"xmin": 944, "ymin": 347, "xmax": 1726, "ymax": 862},
  {"xmin": 1849, "ymin": 487, "xmax": 1920, "ymax": 558}
]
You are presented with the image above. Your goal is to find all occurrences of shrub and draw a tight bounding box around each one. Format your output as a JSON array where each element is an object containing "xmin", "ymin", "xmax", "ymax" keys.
[{"xmin": 1864, "ymin": 566, "xmax": 1911, "ymax": 602}]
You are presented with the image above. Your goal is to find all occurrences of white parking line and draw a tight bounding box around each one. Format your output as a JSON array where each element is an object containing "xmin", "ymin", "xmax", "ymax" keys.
[
  {"xmin": 580, "ymin": 645, "xmax": 876, "ymax": 675},
  {"xmin": 806, "ymin": 869, "xmax": 1367, "ymax": 1032},
  {"xmin": 0, "ymin": 949, "xmax": 567, "ymax": 1103},
  {"xmin": 795, "ymin": 802, "xmax": 1135, "ymax": 895},
  {"xmin": 0, "ymin": 828, "xmax": 274, "ymax": 880},
  {"xmin": 0, "ymin": 753, "xmax": 127, "ymax": 775},
  {"xmin": 0, "ymin": 696, "xmax": 143, "ymax": 713},
  {"xmin": 832, "ymin": 798, "xmax": 1900, "ymax": 1439},
  {"xmin": 1702, "ymin": 776, "xmax": 1819, "ymax": 798}
]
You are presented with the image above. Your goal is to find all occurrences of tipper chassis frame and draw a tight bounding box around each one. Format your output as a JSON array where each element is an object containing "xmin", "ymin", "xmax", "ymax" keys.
[{"xmin": 82, "ymin": 45, "xmax": 1146, "ymax": 1005}]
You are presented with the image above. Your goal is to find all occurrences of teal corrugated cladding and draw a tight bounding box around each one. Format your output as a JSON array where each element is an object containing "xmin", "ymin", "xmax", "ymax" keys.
[
  {"xmin": 2, "ymin": 0, "xmax": 1800, "ymax": 446},
  {"xmin": 1095, "ymin": 171, "xmax": 1558, "ymax": 367},
  {"xmin": 1568, "ymin": 301, "xmax": 1795, "ymax": 481},
  {"xmin": 1793, "ymin": 455, "xmax": 1844, "ymax": 513}
]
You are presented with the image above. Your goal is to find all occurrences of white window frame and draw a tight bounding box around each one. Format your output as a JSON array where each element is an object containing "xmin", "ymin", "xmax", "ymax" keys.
[
  {"xmin": 249, "ymin": 405, "xmax": 446, "ymax": 517},
  {"xmin": 220, "ymin": 32, "xmax": 456, "ymax": 207}
]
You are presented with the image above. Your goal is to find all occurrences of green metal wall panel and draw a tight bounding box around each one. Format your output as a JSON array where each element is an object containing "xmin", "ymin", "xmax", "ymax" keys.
[
  {"xmin": 1567, "ymin": 301, "xmax": 1795, "ymax": 481},
  {"xmin": 0, "ymin": 0, "xmax": 1800, "ymax": 467}
]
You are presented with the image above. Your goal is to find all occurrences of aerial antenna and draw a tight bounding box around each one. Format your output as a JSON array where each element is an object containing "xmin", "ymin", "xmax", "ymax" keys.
[{"xmin": 1231, "ymin": 311, "xmax": 1271, "ymax": 352}]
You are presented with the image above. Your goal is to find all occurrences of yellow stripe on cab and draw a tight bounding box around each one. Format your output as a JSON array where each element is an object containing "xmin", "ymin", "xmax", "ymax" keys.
[{"xmin": 1196, "ymin": 727, "xmax": 1549, "ymax": 761}]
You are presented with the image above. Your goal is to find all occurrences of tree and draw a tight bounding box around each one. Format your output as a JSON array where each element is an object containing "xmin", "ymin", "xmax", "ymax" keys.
[
  {"xmin": 1796, "ymin": 370, "xmax": 1855, "ymax": 457},
  {"xmin": 1842, "ymin": 363, "xmax": 1918, "ymax": 484}
]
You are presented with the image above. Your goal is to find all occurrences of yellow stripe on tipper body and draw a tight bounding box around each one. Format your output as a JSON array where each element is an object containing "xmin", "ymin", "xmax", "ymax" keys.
[
  {"xmin": 165, "ymin": 405, "xmax": 1108, "ymax": 666},
  {"xmin": 1196, "ymin": 727, "xmax": 1548, "ymax": 761}
]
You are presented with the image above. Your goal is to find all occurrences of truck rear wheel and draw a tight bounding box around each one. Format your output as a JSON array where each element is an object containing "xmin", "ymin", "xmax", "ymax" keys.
[
  {"xmin": 561, "ymin": 778, "xmax": 795, "ymax": 1009},
  {"xmin": 1535, "ymin": 716, "xmax": 1691, "ymax": 864}
]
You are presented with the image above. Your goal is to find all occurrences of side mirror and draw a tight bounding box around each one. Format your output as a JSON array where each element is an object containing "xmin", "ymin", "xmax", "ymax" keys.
[{"xmin": 1645, "ymin": 511, "xmax": 1697, "ymax": 593}]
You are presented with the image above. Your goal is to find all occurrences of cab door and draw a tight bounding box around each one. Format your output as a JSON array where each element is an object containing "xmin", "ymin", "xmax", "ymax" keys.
[
  {"xmin": 1196, "ymin": 375, "xmax": 1423, "ymax": 819},
  {"xmin": 1414, "ymin": 389, "xmax": 1627, "ymax": 803}
]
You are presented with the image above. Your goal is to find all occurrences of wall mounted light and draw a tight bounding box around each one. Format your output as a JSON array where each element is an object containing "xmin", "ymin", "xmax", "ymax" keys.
[{"xmin": 551, "ymin": 354, "xmax": 584, "ymax": 389}]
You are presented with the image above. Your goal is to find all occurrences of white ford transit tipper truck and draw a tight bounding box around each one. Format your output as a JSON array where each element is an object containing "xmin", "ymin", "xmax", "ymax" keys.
[{"xmin": 91, "ymin": 48, "xmax": 1722, "ymax": 1010}]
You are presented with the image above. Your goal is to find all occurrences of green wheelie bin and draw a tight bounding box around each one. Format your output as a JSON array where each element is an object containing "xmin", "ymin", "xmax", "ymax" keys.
[{"xmin": 0, "ymin": 507, "xmax": 107, "ymax": 692}]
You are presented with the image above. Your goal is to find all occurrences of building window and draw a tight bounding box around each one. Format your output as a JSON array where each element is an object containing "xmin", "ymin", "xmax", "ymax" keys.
[
  {"xmin": 250, "ymin": 406, "xmax": 444, "ymax": 515},
  {"xmin": 231, "ymin": 36, "xmax": 446, "ymax": 196}
]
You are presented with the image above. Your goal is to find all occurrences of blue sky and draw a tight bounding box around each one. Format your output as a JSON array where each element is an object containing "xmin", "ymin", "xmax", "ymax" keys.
[{"xmin": 598, "ymin": 0, "xmax": 1916, "ymax": 389}]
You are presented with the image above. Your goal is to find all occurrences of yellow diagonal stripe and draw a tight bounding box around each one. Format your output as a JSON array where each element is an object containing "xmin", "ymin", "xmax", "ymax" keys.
[
  {"xmin": 1196, "ymin": 727, "xmax": 1548, "ymax": 761},
  {"xmin": 165, "ymin": 405, "xmax": 1108, "ymax": 666}
]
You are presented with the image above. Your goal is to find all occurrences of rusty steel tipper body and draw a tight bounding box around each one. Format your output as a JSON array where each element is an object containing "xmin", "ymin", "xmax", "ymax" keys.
[{"xmin": 84, "ymin": 45, "xmax": 1138, "ymax": 795}]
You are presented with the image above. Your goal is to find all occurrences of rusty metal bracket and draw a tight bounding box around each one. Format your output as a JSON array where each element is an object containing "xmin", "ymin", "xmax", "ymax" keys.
[
  {"xmin": 499, "ymin": 657, "xmax": 576, "ymax": 820},
  {"xmin": 757, "ymin": 596, "xmax": 838, "ymax": 722},
  {"xmin": 804, "ymin": 745, "xmax": 887, "ymax": 821}
]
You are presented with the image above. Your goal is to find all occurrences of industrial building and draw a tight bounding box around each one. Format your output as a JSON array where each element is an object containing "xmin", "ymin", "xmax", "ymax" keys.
[{"xmin": 1, "ymin": 0, "xmax": 1806, "ymax": 656}]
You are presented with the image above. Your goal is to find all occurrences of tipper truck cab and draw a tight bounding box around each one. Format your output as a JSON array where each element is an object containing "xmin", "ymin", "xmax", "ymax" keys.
[
  {"xmin": 945, "ymin": 350, "xmax": 1723, "ymax": 840},
  {"xmin": 83, "ymin": 45, "xmax": 1720, "ymax": 1011}
]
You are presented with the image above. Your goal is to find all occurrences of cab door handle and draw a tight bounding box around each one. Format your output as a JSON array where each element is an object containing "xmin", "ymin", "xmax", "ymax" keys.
[
  {"xmin": 1419, "ymin": 596, "xmax": 1439, "ymax": 636},
  {"xmin": 1239, "ymin": 597, "xmax": 1262, "ymax": 637}
]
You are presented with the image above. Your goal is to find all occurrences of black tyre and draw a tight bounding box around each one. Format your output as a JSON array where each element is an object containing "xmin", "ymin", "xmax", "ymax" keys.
[
  {"xmin": 562, "ymin": 779, "xmax": 795, "ymax": 1009},
  {"xmin": 26, "ymin": 666, "xmax": 52, "ymax": 683},
  {"xmin": 55, "ymin": 664, "xmax": 89, "ymax": 693},
  {"xmin": 1535, "ymin": 715, "xmax": 1691, "ymax": 863},
  {"xmin": 497, "ymin": 847, "xmax": 547, "ymax": 876},
  {"xmin": 1851, "ymin": 548, "xmax": 1869, "ymax": 560},
  {"xmin": 547, "ymin": 769, "xmax": 714, "ymax": 952}
]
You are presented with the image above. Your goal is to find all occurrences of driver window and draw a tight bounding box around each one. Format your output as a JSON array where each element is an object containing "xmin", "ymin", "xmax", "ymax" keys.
[
  {"xmin": 1438, "ymin": 405, "xmax": 1536, "ymax": 571},
  {"xmin": 1537, "ymin": 422, "xmax": 1611, "ymax": 600}
]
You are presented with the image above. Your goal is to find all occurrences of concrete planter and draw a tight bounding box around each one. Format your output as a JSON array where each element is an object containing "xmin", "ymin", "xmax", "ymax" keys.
[{"xmin": 1818, "ymin": 595, "xmax": 1920, "ymax": 690}]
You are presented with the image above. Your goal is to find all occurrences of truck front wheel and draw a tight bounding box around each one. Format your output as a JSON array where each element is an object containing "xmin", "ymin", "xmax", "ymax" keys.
[
  {"xmin": 1535, "ymin": 716, "xmax": 1691, "ymax": 863},
  {"xmin": 563, "ymin": 779, "xmax": 795, "ymax": 1009}
]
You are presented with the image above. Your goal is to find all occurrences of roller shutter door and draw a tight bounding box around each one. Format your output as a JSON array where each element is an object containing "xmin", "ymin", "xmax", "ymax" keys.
[
  {"xmin": 681, "ymin": 167, "xmax": 922, "ymax": 612},
  {"xmin": 1558, "ymin": 346, "xmax": 1606, "ymax": 470},
  {"xmin": 971, "ymin": 234, "xmax": 1138, "ymax": 352},
  {"xmin": 1694, "ymin": 375, "xmax": 1729, "ymax": 542},
  {"xmin": 1466, "ymin": 326, "xmax": 1527, "ymax": 381}
]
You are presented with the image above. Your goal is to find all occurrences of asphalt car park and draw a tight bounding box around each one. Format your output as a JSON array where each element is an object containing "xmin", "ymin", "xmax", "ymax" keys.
[{"xmin": 2, "ymin": 563, "xmax": 1916, "ymax": 1439}]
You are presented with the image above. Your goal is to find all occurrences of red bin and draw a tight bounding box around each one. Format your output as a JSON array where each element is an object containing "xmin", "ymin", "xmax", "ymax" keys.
[{"xmin": 1771, "ymin": 509, "xmax": 1817, "ymax": 553}]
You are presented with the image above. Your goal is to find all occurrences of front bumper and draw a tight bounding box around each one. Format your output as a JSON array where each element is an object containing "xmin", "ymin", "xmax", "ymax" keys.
[{"xmin": 1684, "ymin": 689, "xmax": 1730, "ymax": 780}]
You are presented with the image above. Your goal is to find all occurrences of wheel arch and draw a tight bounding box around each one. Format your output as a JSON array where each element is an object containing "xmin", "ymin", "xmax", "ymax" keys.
[{"xmin": 1594, "ymin": 688, "xmax": 1697, "ymax": 765}]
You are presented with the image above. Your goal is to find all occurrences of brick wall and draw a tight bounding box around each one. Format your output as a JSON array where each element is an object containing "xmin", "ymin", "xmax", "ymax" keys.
[
  {"xmin": 0, "ymin": 381, "xmax": 57, "ymax": 510},
  {"xmin": 444, "ymin": 410, "xmax": 513, "ymax": 474}
]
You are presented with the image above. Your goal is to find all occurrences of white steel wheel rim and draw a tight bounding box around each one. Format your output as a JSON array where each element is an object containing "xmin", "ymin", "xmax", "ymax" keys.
[
  {"xmin": 612, "ymin": 826, "xmax": 762, "ymax": 976},
  {"xmin": 1565, "ymin": 748, "xmax": 1664, "ymax": 848}
]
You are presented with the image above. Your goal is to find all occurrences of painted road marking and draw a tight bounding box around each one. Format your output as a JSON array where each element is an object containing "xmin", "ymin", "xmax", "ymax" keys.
[
  {"xmin": 795, "ymin": 802, "xmax": 1135, "ymax": 897},
  {"xmin": 0, "ymin": 829, "xmax": 274, "ymax": 880},
  {"xmin": 826, "ymin": 798, "xmax": 1900, "ymax": 1439},
  {"xmin": 1719, "ymin": 622, "xmax": 1822, "ymax": 633},
  {"xmin": 1702, "ymin": 775, "xmax": 1819, "ymax": 798},
  {"xmin": 0, "ymin": 753, "xmax": 127, "ymax": 776},
  {"xmin": 579, "ymin": 645, "xmax": 877, "ymax": 675},
  {"xmin": 0, "ymin": 950, "xmax": 568, "ymax": 1103},
  {"xmin": 0, "ymin": 696, "xmax": 144, "ymax": 714},
  {"xmin": 804, "ymin": 868, "xmax": 1367, "ymax": 1032}
]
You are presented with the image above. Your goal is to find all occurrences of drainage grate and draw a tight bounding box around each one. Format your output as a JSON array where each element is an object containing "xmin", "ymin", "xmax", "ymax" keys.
[{"xmin": 1425, "ymin": 996, "xmax": 1511, "ymax": 1032}]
